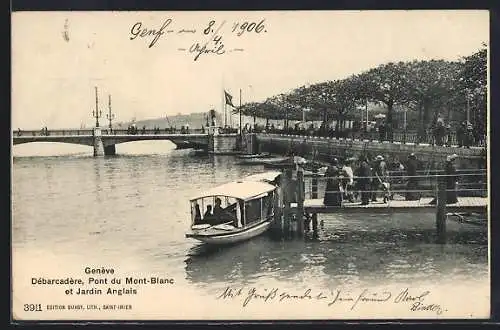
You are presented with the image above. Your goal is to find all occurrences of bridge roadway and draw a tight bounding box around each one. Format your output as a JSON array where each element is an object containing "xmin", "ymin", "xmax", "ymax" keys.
[{"xmin": 12, "ymin": 129, "xmax": 210, "ymax": 153}]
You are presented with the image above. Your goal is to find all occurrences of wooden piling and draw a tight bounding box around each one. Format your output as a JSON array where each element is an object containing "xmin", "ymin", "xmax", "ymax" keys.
[
  {"xmin": 311, "ymin": 167, "xmax": 319, "ymax": 234},
  {"xmin": 283, "ymin": 168, "xmax": 293, "ymax": 237},
  {"xmin": 436, "ymin": 175, "xmax": 447, "ymax": 244},
  {"xmin": 270, "ymin": 180, "xmax": 283, "ymax": 237},
  {"xmin": 296, "ymin": 167, "xmax": 305, "ymax": 236}
]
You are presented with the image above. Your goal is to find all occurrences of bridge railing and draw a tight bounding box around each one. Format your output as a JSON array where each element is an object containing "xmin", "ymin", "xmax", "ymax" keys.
[
  {"xmin": 104, "ymin": 128, "xmax": 206, "ymax": 135},
  {"xmin": 257, "ymin": 129, "xmax": 486, "ymax": 148},
  {"xmin": 14, "ymin": 129, "xmax": 94, "ymax": 137},
  {"xmin": 13, "ymin": 128, "xmax": 207, "ymax": 137}
]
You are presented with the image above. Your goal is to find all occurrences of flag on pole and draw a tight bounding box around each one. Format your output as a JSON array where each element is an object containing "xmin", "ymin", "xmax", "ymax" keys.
[{"xmin": 224, "ymin": 90, "xmax": 235, "ymax": 107}]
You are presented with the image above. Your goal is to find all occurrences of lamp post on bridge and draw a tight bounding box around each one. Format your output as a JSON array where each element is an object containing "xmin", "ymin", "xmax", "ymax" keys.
[
  {"xmin": 302, "ymin": 107, "xmax": 310, "ymax": 124},
  {"xmin": 92, "ymin": 86, "xmax": 102, "ymax": 128},
  {"xmin": 465, "ymin": 88, "xmax": 471, "ymax": 124},
  {"xmin": 106, "ymin": 94, "xmax": 115, "ymax": 132}
]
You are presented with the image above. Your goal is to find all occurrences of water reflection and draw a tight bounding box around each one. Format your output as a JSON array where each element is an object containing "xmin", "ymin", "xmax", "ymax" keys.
[
  {"xmin": 93, "ymin": 159, "xmax": 103, "ymax": 203},
  {"xmin": 185, "ymin": 225, "xmax": 488, "ymax": 289}
]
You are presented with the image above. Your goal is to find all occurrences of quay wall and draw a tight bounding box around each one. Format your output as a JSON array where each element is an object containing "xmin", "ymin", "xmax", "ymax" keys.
[
  {"xmin": 254, "ymin": 133, "xmax": 487, "ymax": 170},
  {"xmin": 209, "ymin": 134, "xmax": 239, "ymax": 154}
]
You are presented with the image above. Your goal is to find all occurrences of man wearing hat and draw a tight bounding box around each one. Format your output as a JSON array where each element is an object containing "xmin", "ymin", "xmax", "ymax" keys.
[
  {"xmin": 445, "ymin": 153, "xmax": 459, "ymax": 204},
  {"xmin": 429, "ymin": 153, "xmax": 459, "ymax": 205},
  {"xmin": 371, "ymin": 155, "xmax": 387, "ymax": 202},
  {"xmin": 356, "ymin": 155, "xmax": 372, "ymax": 205}
]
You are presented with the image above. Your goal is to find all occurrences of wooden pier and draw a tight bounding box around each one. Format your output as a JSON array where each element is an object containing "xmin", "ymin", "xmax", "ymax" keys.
[
  {"xmin": 274, "ymin": 165, "xmax": 488, "ymax": 244},
  {"xmin": 291, "ymin": 197, "xmax": 487, "ymax": 214}
]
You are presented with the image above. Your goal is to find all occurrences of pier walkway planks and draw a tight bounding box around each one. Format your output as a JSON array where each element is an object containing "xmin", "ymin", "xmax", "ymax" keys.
[{"xmin": 291, "ymin": 197, "xmax": 488, "ymax": 214}]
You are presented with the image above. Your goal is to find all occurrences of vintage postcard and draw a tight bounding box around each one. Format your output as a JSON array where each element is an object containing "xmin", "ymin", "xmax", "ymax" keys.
[{"xmin": 11, "ymin": 10, "xmax": 489, "ymax": 321}]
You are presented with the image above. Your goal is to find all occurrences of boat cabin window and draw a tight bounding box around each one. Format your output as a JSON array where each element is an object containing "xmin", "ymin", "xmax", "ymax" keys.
[
  {"xmin": 191, "ymin": 196, "xmax": 242, "ymax": 227},
  {"xmin": 244, "ymin": 192, "xmax": 274, "ymax": 225},
  {"xmin": 262, "ymin": 192, "xmax": 274, "ymax": 218}
]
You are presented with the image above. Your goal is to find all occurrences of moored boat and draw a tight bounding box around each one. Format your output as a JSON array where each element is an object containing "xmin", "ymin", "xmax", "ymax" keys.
[
  {"xmin": 238, "ymin": 156, "xmax": 291, "ymax": 166},
  {"xmin": 237, "ymin": 152, "xmax": 271, "ymax": 159},
  {"xmin": 186, "ymin": 172, "xmax": 281, "ymax": 244}
]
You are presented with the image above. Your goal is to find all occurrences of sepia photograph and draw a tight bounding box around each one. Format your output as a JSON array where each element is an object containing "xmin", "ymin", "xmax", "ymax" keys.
[{"xmin": 12, "ymin": 10, "xmax": 489, "ymax": 321}]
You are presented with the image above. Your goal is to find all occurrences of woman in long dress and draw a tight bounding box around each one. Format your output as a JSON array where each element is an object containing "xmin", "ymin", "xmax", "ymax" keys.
[
  {"xmin": 405, "ymin": 153, "xmax": 420, "ymax": 201},
  {"xmin": 324, "ymin": 158, "xmax": 342, "ymax": 207}
]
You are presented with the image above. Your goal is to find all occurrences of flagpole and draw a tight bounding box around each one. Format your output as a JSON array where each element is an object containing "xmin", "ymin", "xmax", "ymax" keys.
[
  {"xmin": 239, "ymin": 88, "xmax": 242, "ymax": 137},
  {"xmin": 223, "ymin": 90, "xmax": 227, "ymax": 128}
]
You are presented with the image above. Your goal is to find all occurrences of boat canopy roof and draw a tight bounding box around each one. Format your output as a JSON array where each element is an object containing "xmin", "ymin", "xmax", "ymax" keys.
[
  {"xmin": 244, "ymin": 171, "xmax": 281, "ymax": 183},
  {"xmin": 190, "ymin": 180, "xmax": 276, "ymax": 202}
]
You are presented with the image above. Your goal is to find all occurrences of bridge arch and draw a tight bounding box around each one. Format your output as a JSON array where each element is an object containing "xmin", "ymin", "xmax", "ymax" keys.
[{"xmin": 13, "ymin": 141, "xmax": 93, "ymax": 157}]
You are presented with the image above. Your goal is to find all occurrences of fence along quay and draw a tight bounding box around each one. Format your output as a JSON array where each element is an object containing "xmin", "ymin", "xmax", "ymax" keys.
[{"xmin": 271, "ymin": 164, "xmax": 487, "ymax": 244}]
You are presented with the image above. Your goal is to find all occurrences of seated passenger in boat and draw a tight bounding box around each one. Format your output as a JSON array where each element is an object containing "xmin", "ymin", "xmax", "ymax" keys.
[
  {"xmin": 203, "ymin": 205, "xmax": 215, "ymax": 224},
  {"xmin": 194, "ymin": 203, "xmax": 202, "ymax": 224},
  {"xmin": 213, "ymin": 198, "xmax": 224, "ymax": 219},
  {"xmin": 213, "ymin": 198, "xmax": 238, "ymax": 226}
]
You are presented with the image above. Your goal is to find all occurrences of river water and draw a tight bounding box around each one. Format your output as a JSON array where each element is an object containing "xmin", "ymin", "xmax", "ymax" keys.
[{"xmin": 12, "ymin": 141, "xmax": 489, "ymax": 320}]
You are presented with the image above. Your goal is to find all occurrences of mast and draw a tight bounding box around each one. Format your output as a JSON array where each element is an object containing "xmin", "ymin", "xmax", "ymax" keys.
[
  {"xmin": 95, "ymin": 87, "xmax": 99, "ymax": 127},
  {"xmin": 93, "ymin": 86, "xmax": 101, "ymax": 128},
  {"xmin": 224, "ymin": 90, "xmax": 227, "ymax": 128},
  {"xmin": 239, "ymin": 88, "xmax": 242, "ymax": 136},
  {"xmin": 107, "ymin": 94, "xmax": 113, "ymax": 130}
]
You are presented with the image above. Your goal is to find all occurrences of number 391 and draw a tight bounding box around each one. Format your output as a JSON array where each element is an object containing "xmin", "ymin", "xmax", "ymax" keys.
[{"xmin": 24, "ymin": 304, "xmax": 42, "ymax": 312}]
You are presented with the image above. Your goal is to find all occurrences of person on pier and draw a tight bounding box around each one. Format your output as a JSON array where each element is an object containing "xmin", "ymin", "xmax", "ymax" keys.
[
  {"xmin": 371, "ymin": 155, "xmax": 388, "ymax": 202},
  {"xmin": 341, "ymin": 158, "xmax": 355, "ymax": 203},
  {"xmin": 445, "ymin": 154, "xmax": 459, "ymax": 204},
  {"xmin": 405, "ymin": 153, "xmax": 421, "ymax": 201},
  {"xmin": 323, "ymin": 158, "xmax": 343, "ymax": 207},
  {"xmin": 356, "ymin": 155, "xmax": 372, "ymax": 205},
  {"xmin": 429, "ymin": 153, "xmax": 459, "ymax": 205}
]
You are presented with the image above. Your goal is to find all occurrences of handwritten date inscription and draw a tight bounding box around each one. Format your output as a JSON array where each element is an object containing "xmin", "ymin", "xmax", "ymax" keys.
[
  {"xmin": 128, "ymin": 18, "xmax": 267, "ymax": 61},
  {"xmin": 130, "ymin": 19, "xmax": 173, "ymax": 48}
]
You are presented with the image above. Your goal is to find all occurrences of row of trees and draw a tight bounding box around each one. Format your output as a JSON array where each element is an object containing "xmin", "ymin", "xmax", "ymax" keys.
[{"xmin": 237, "ymin": 45, "xmax": 487, "ymax": 141}]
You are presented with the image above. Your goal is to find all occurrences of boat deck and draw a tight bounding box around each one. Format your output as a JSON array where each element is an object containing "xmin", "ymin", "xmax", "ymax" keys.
[{"xmin": 291, "ymin": 197, "xmax": 488, "ymax": 214}]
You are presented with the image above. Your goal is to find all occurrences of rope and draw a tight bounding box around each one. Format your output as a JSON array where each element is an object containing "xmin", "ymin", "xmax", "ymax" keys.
[
  {"xmin": 317, "ymin": 173, "xmax": 486, "ymax": 180},
  {"xmin": 319, "ymin": 187, "xmax": 487, "ymax": 193}
]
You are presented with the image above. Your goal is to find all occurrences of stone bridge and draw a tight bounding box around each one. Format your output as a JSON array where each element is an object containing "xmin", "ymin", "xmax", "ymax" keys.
[{"xmin": 13, "ymin": 128, "xmax": 211, "ymax": 156}]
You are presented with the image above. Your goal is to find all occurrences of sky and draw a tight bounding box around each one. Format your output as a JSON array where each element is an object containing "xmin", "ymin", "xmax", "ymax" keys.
[{"xmin": 12, "ymin": 10, "xmax": 488, "ymax": 129}]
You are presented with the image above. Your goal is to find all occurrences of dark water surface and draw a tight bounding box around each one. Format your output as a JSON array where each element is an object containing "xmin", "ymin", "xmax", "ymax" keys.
[{"xmin": 12, "ymin": 142, "xmax": 488, "ymax": 299}]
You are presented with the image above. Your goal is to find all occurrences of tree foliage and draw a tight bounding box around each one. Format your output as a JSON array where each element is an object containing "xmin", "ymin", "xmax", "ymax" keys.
[{"xmin": 237, "ymin": 46, "xmax": 487, "ymax": 136}]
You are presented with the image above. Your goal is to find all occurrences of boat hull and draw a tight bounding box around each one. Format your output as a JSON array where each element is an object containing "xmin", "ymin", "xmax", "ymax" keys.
[
  {"xmin": 238, "ymin": 156, "xmax": 291, "ymax": 166},
  {"xmin": 237, "ymin": 152, "xmax": 271, "ymax": 159},
  {"xmin": 186, "ymin": 221, "xmax": 272, "ymax": 245}
]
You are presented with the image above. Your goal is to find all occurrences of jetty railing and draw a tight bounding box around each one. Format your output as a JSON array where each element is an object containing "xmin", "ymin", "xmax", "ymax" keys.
[
  {"xmin": 303, "ymin": 170, "xmax": 488, "ymax": 200},
  {"xmin": 275, "ymin": 167, "xmax": 488, "ymax": 244}
]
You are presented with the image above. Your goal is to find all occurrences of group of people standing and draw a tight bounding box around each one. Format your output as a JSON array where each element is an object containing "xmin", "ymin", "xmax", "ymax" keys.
[
  {"xmin": 322, "ymin": 152, "xmax": 453, "ymax": 206},
  {"xmin": 322, "ymin": 151, "xmax": 460, "ymax": 207},
  {"xmin": 432, "ymin": 118, "xmax": 476, "ymax": 148},
  {"xmin": 323, "ymin": 154, "xmax": 395, "ymax": 206}
]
